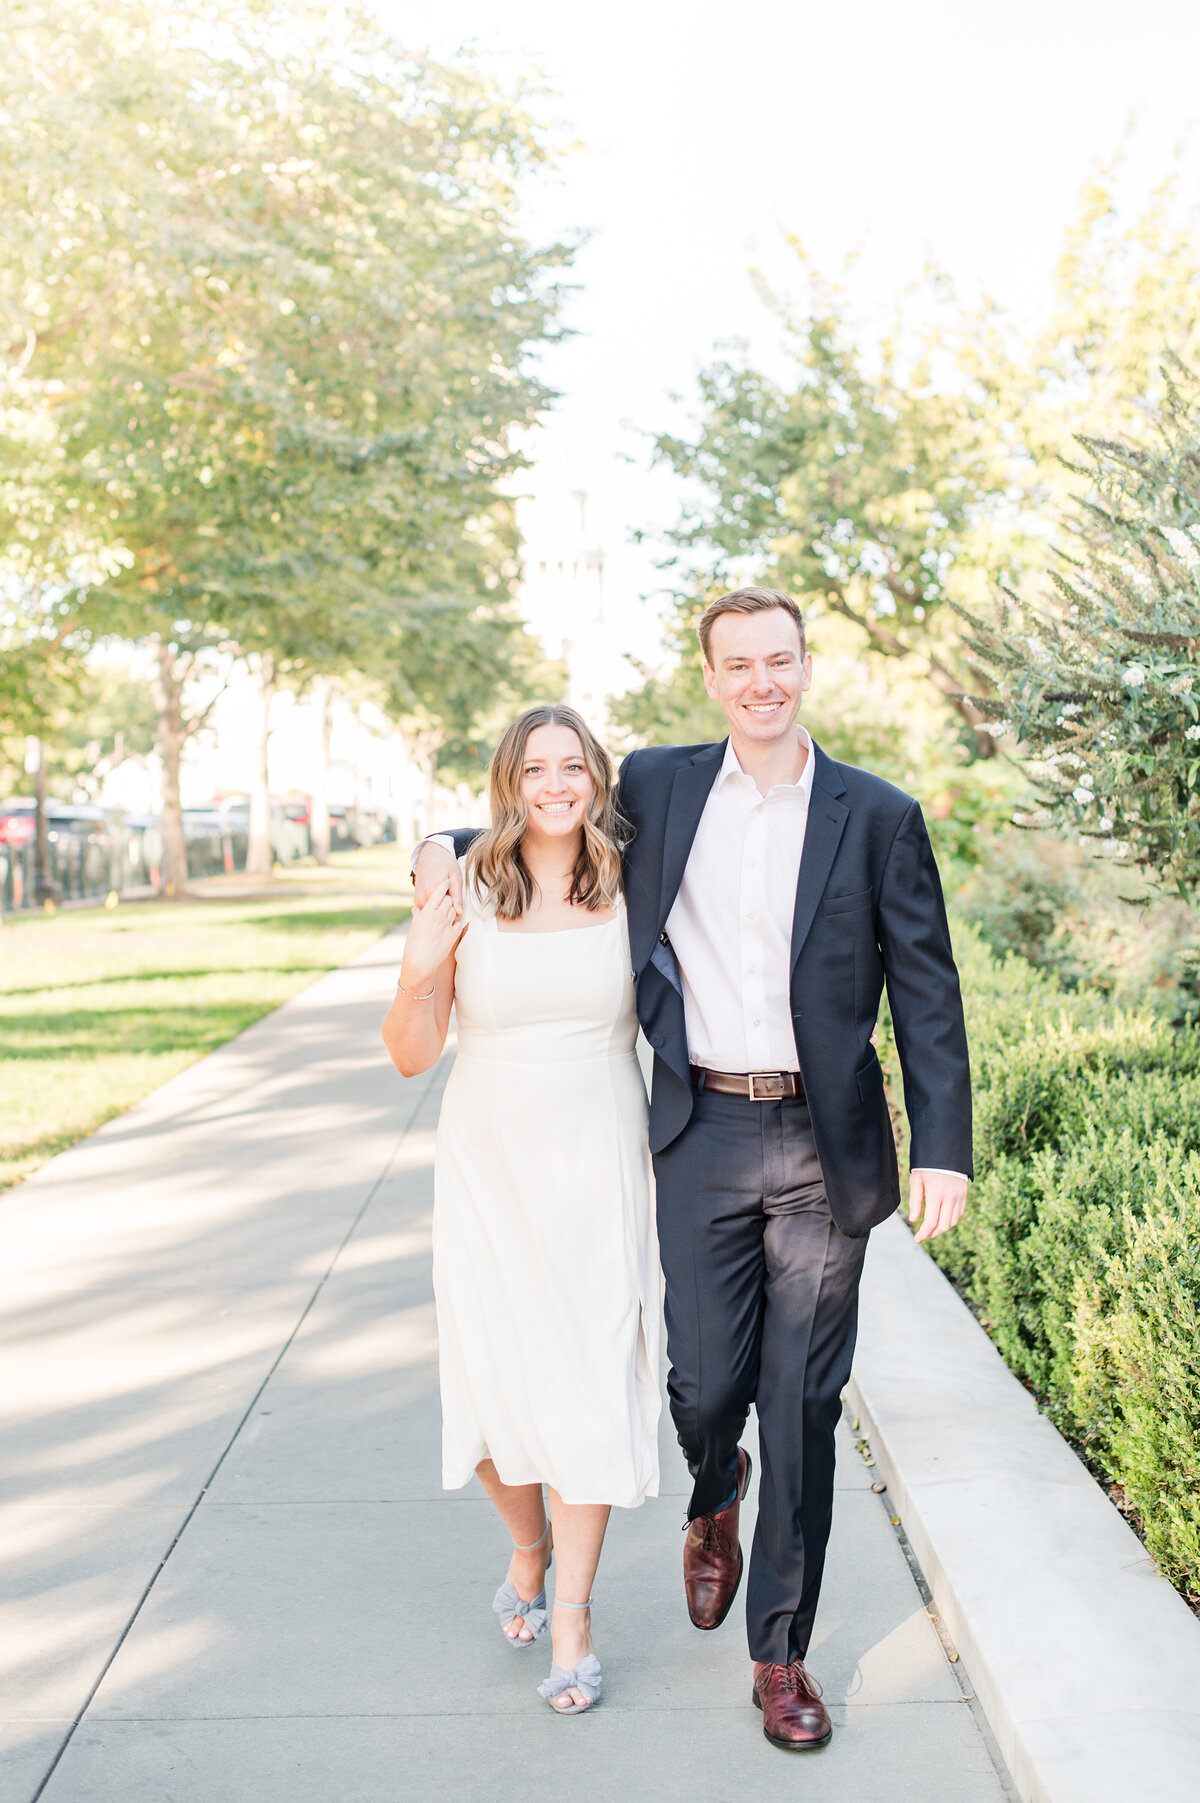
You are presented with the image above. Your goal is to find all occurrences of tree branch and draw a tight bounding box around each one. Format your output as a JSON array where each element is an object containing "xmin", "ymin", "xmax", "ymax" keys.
[{"xmin": 824, "ymin": 586, "xmax": 997, "ymax": 757}]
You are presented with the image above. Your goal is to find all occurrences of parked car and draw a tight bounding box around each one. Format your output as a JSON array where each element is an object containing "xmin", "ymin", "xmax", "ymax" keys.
[
  {"xmin": 279, "ymin": 799, "xmax": 313, "ymax": 859},
  {"xmin": 181, "ymin": 807, "xmax": 246, "ymax": 879},
  {"xmin": 0, "ymin": 800, "xmax": 161, "ymax": 911},
  {"xmin": 185, "ymin": 797, "xmax": 309, "ymax": 871}
]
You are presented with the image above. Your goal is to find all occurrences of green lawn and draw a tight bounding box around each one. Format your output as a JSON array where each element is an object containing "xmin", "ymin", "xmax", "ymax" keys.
[{"xmin": 0, "ymin": 845, "xmax": 411, "ymax": 1192}]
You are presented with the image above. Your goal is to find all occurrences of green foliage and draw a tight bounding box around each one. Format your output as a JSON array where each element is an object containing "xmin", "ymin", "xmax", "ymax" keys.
[
  {"xmin": 0, "ymin": 0, "xmax": 570, "ymax": 831},
  {"xmin": 387, "ymin": 595, "xmax": 567, "ymax": 790},
  {"xmin": 0, "ymin": 655, "xmax": 160, "ymax": 803},
  {"xmin": 625, "ymin": 173, "xmax": 1200, "ymax": 777},
  {"xmin": 1072, "ymin": 1190, "xmax": 1200, "ymax": 1591},
  {"xmin": 29, "ymin": 660, "xmax": 159, "ymax": 800},
  {"xmin": 923, "ymin": 928, "xmax": 1200, "ymax": 1601},
  {"xmin": 608, "ymin": 598, "xmax": 727, "ymax": 747},
  {"xmin": 959, "ymin": 830, "xmax": 1200, "ymax": 1019},
  {"xmin": 637, "ymin": 259, "xmax": 1041, "ymax": 754},
  {"xmin": 961, "ymin": 358, "xmax": 1200, "ymax": 892},
  {"xmin": 656, "ymin": 303, "xmax": 995, "ymax": 633},
  {"xmin": 0, "ymin": 586, "xmax": 90, "ymax": 744}
]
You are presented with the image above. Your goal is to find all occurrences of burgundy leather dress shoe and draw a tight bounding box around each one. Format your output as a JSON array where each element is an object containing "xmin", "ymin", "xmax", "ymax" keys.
[
  {"xmin": 752, "ymin": 1660, "xmax": 832, "ymax": 1751},
  {"xmin": 683, "ymin": 1447, "xmax": 752, "ymax": 1630}
]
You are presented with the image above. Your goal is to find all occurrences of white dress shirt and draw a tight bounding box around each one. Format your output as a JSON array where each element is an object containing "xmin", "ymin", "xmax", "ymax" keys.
[
  {"xmin": 664, "ymin": 728, "xmax": 966, "ymax": 1183},
  {"xmin": 666, "ymin": 729, "xmax": 813, "ymax": 1073}
]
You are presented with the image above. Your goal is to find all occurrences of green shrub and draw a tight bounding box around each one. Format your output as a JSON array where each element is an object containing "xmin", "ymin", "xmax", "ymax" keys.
[
  {"xmin": 1069, "ymin": 1181, "xmax": 1200, "ymax": 1598},
  {"xmin": 957, "ymin": 830, "xmax": 1200, "ymax": 1023},
  {"xmin": 916, "ymin": 923, "xmax": 1200, "ymax": 1603}
]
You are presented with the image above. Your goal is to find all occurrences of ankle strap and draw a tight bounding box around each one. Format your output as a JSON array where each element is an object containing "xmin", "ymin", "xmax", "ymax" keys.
[
  {"xmin": 512, "ymin": 1521, "xmax": 551, "ymax": 1553},
  {"xmin": 554, "ymin": 1596, "xmax": 593, "ymax": 1609}
]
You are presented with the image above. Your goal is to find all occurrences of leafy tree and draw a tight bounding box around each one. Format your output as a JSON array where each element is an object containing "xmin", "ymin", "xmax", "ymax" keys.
[
  {"xmin": 609, "ymin": 602, "xmax": 726, "ymax": 748},
  {"xmin": 0, "ymin": 582, "xmax": 93, "ymax": 903},
  {"xmin": 1035, "ymin": 166, "xmax": 1200, "ymax": 436},
  {"xmin": 0, "ymin": 591, "xmax": 87, "ymax": 750},
  {"xmin": 631, "ymin": 175, "xmax": 1200, "ymax": 764},
  {"xmin": 384, "ymin": 595, "xmax": 566, "ymax": 830},
  {"xmin": 31, "ymin": 658, "xmax": 157, "ymax": 798},
  {"xmin": 645, "ymin": 263, "xmax": 1029, "ymax": 755},
  {"xmin": 1, "ymin": 0, "xmax": 569, "ymax": 889},
  {"xmin": 961, "ymin": 356, "xmax": 1200, "ymax": 894}
]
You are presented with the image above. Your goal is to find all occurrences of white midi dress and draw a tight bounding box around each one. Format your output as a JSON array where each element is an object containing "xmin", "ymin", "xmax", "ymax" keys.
[{"xmin": 432, "ymin": 871, "xmax": 661, "ymax": 1508}]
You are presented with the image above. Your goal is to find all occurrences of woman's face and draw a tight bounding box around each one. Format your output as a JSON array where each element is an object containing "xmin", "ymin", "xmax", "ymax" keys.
[{"xmin": 519, "ymin": 724, "xmax": 595, "ymax": 841}]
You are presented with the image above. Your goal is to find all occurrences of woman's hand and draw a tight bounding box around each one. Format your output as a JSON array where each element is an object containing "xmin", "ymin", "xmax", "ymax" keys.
[{"xmin": 399, "ymin": 879, "xmax": 468, "ymax": 991}]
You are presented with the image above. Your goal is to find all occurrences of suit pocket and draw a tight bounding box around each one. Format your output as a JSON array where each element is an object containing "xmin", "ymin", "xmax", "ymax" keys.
[
  {"xmin": 856, "ymin": 1052, "xmax": 885, "ymax": 1104},
  {"xmin": 823, "ymin": 887, "xmax": 872, "ymax": 917}
]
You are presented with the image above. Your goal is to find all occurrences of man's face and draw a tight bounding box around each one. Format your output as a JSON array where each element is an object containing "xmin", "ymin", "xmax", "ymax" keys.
[{"xmin": 703, "ymin": 607, "xmax": 812, "ymax": 748}]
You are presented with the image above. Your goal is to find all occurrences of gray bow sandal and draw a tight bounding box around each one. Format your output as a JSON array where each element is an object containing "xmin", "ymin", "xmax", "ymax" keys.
[
  {"xmin": 537, "ymin": 1598, "xmax": 602, "ymax": 1714},
  {"xmin": 492, "ymin": 1521, "xmax": 552, "ymax": 1647}
]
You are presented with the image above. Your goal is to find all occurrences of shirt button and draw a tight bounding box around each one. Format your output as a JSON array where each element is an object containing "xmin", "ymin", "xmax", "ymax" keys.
[
  {"xmin": 752, "ymin": 1018, "xmax": 760, "ymax": 1027},
  {"xmin": 746, "ymin": 911, "xmax": 755, "ymax": 920},
  {"xmin": 748, "ymin": 965, "xmax": 756, "ymax": 974},
  {"xmin": 756, "ymin": 803, "xmax": 764, "ymax": 813}
]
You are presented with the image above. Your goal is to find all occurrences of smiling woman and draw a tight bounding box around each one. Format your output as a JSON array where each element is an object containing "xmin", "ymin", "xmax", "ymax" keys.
[
  {"xmin": 466, "ymin": 704, "xmax": 628, "ymax": 925},
  {"xmin": 379, "ymin": 701, "xmax": 658, "ymax": 1717}
]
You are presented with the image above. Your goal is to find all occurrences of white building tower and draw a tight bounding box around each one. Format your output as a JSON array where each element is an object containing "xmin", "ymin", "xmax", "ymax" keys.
[{"xmin": 517, "ymin": 488, "xmax": 612, "ymax": 731}]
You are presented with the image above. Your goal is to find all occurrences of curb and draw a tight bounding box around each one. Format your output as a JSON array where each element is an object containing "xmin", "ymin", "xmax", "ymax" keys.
[{"xmin": 847, "ymin": 1215, "xmax": 1200, "ymax": 1803}]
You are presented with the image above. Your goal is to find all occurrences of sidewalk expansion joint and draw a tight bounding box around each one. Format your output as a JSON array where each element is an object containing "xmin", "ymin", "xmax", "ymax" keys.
[{"xmin": 843, "ymin": 1406, "xmax": 1020, "ymax": 1803}]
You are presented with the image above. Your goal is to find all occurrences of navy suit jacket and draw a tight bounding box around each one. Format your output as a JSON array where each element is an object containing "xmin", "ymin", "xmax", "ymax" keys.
[{"xmin": 446, "ymin": 735, "xmax": 972, "ymax": 1238}]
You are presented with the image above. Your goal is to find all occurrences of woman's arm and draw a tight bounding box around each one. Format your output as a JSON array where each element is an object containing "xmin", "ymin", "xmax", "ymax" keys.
[{"xmin": 381, "ymin": 881, "xmax": 467, "ymax": 1076}]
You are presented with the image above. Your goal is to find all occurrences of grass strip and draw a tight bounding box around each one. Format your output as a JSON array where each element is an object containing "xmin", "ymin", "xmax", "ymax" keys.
[{"xmin": 0, "ymin": 845, "xmax": 411, "ymax": 1192}]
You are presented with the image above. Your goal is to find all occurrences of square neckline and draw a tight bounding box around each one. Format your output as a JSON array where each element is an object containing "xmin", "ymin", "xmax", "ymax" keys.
[{"xmin": 492, "ymin": 906, "xmax": 624, "ymax": 938}]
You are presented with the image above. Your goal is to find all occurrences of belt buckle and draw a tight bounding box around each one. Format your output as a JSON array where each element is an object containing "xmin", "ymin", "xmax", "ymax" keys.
[{"xmin": 748, "ymin": 1071, "xmax": 785, "ymax": 1101}]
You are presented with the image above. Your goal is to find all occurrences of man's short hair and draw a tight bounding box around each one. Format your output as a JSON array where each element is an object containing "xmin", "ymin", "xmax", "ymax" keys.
[{"xmin": 697, "ymin": 587, "xmax": 807, "ymax": 665}]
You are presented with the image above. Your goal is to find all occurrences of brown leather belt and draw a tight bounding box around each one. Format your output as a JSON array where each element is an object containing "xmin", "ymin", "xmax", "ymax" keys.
[{"xmin": 690, "ymin": 1065, "xmax": 805, "ymax": 1101}]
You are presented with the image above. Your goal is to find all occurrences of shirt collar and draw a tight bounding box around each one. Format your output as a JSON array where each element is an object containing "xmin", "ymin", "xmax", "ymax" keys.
[{"xmin": 718, "ymin": 725, "xmax": 816, "ymax": 801}]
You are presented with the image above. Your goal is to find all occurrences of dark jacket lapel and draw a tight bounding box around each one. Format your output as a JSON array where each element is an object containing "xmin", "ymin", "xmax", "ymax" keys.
[
  {"xmin": 657, "ymin": 739, "xmax": 725, "ymax": 936},
  {"xmin": 790, "ymin": 743, "xmax": 849, "ymax": 972}
]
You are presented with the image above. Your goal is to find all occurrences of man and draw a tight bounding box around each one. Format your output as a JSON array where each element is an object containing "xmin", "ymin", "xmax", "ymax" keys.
[{"xmin": 415, "ymin": 586, "xmax": 971, "ymax": 1751}]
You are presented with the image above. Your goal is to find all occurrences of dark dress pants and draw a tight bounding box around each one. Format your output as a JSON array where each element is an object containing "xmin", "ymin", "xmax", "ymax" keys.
[{"xmin": 653, "ymin": 1086, "xmax": 868, "ymax": 1666}]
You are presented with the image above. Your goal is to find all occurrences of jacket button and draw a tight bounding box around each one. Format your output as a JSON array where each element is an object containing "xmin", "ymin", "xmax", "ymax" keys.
[
  {"xmin": 649, "ymin": 1032, "xmax": 663, "ymax": 1047},
  {"xmin": 659, "ymin": 930, "xmax": 669, "ymax": 945}
]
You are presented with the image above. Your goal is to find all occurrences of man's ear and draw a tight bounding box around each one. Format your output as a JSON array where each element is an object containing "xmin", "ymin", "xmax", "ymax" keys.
[{"xmin": 702, "ymin": 661, "xmax": 718, "ymax": 700}]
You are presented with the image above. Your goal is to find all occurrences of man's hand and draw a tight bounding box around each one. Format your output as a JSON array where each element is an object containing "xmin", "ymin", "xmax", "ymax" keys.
[
  {"xmin": 413, "ymin": 838, "xmax": 464, "ymax": 913},
  {"xmin": 907, "ymin": 1170, "xmax": 968, "ymax": 1243}
]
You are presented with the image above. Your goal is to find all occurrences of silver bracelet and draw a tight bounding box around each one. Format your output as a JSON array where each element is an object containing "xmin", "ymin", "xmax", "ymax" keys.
[{"xmin": 397, "ymin": 978, "xmax": 436, "ymax": 1000}]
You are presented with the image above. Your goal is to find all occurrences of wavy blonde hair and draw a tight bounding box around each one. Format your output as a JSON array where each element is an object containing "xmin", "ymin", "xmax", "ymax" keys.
[{"xmin": 466, "ymin": 704, "xmax": 628, "ymax": 920}]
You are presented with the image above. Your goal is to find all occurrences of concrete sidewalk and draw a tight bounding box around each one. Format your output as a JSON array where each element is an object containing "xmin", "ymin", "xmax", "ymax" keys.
[{"xmin": 2, "ymin": 931, "xmax": 1014, "ymax": 1802}]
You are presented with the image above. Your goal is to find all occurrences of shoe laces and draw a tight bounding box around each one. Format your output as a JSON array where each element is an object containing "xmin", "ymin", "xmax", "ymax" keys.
[
  {"xmin": 696, "ymin": 1513, "xmax": 732, "ymax": 1556},
  {"xmin": 773, "ymin": 1662, "xmax": 822, "ymax": 1700}
]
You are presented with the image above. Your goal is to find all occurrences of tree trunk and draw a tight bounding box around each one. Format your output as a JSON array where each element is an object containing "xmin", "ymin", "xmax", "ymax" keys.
[
  {"xmin": 245, "ymin": 655, "xmax": 277, "ymax": 878},
  {"xmin": 310, "ymin": 673, "xmax": 334, "ymax": 866},
  {"xmin": 154, "ymin": 645, "xmax": 190, "ymax": 898},
  {"xmin": 32, "ymin": 737, "xmax": 59, "ymax": 907}
]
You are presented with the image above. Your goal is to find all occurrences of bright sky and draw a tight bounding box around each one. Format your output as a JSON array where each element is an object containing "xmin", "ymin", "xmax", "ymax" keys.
[{"xmin": 394, "ymin": 0, "xmax": 1200, "ymax": 675}]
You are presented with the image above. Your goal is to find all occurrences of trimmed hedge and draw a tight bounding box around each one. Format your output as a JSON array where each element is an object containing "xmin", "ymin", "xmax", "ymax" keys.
[{"xmin": 901, "ymin": 929, "xmax": 1200, "ymax": 1604}]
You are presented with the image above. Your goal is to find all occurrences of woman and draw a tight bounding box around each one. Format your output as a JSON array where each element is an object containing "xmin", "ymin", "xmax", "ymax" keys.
[{"xmin": 381, "ymin": 704, "xmax": 660, "ymax": 1715}]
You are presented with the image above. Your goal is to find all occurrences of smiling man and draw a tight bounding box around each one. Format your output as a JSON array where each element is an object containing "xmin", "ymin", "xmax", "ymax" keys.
[{"xmin": 415, "ymin": 585, "xmax": 972, "ymax": 1751}]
